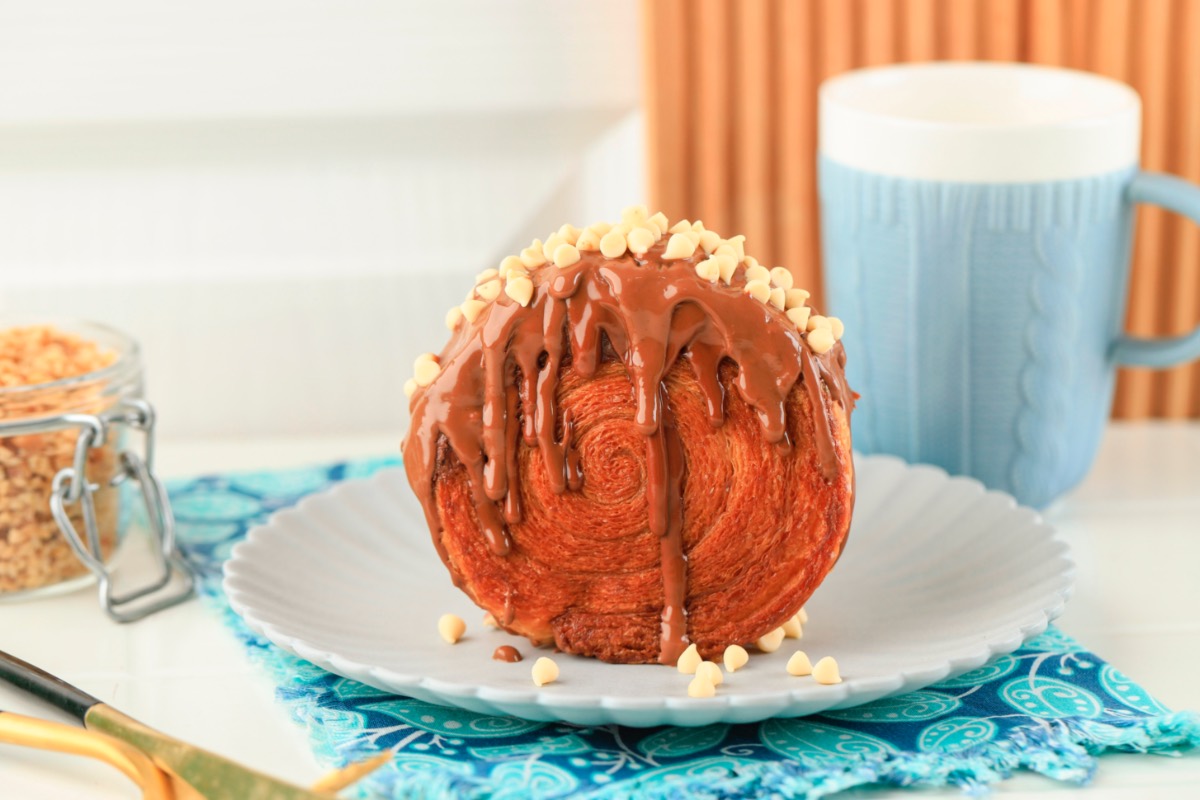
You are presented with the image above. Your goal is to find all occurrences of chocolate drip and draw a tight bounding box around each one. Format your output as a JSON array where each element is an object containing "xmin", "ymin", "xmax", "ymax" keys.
[{"xmin": 403, "ymin": 242, "xmax": 852, "ymax": 664}]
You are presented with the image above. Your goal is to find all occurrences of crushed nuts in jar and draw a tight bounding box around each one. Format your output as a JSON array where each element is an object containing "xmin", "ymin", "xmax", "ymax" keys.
[{"xmin": 0, "ymin": 324, "xmax": 130, "ymax": 596}]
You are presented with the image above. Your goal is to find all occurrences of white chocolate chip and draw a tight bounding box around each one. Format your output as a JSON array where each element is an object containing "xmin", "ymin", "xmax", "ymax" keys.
[
  {"xmin": 460, "ymin": 298, "xmax": 490, "ymax": 324},
  {"xmin": 576, "ymin": 228, "xmax": 601, "ymax": 251},
  {"xmin": 798, "ymin": 606, "xmax": 809, "ymax": 624},
  {"xmin": 716, "ymin": 254, "xmax": 739, "ymax": 284},
  {"xmin": 785, "ymin": 289, "xmax": 810, "ymax": 310},
  {"xmin": 648, "ymin": 211, "xmax": 669, "ymax": 234},
  {"xmin": 745, "ymin": 264, "xmax": 771, "ymax": 284},
  {"xmin": 687, "ymin": 674, "xmax": 716, "ymax": 698},
  {"xmin": 756, "ymin": 627, "xmax": 786, "ymax": 653},
  {"xmin": 413, "ymin": 353, "xmax": 441, "ymax": 387},
  {"xmin": 786, "ymin": 651, "xmax": 813, "ymax": 676},
  {"xmin": 696, "ymin": 661, "xmax": 724, "ymax": 686},
  {"xmin": 403, "ymin": 379, "xmax": 417, "ymax": 398},
  {"xmin": 723, "ymin": 644, "xmax": 749, "ymax": 673},
  {"xmin": 663, "ymin": 233, "xmax": 698, "ymax": 260},
  {"xmin": 769, "ymin": 287, "xmax": 786, "ymax": 310},
  {"xmin": 807, "ymin": 314, "xmax": 831, "ymax": 331},
  {"xmin": 478, "ymin": 267, "xmax": 502, "ymax": 283},
  {"xmin": 812, "ymin": 656, "xmax": 842, "ymax": 685},
  {"xmin": 588, "ymin": 221, "xmax": 613, "ymax": 237},
  {"xmin": 520, "ymin": 241, "xmax": 547, "ymax": 269},
  {"xmin": 600, "ymin": 230, "xmax": 628, "ymax": 258},
  {"xmin": 438, "ymin": 613, "xmax": 466, "ymax": 644},
  {"xmin": 744, "ymin": 279, "xmax": 772, "ymax": 304},
  {"xmin": 445, "ymin": 306, "xmax": 464, "ymax": 330},
  {"xmin": 770, "ymin": 267, "xmax": 794, "ymax": 290},
  {"xmin": 829, "ymin": 317, "xmax": 845, "ymax": 339},
  {"xmin": 782, "ymin": 614, "xmax": 803, "ymax": 639},
  {"xmin": 695, "ymin": 258, "xmax": 721, "ymax": 283},
  {"xmin": 698, "ymin": 230, "xmax": 722, "ymax": 253},
  {"xmin": 677, "ymin": 643, "xmax": 702, "ymax": 674},
  {"xmin": 691, "ymin": 220, "xmax": 706, "ymax": 232},
  {"xmin": 743, "ymin": 256, "xmax": 759, "ymax": 271},
  {"xmin": 714, "ymin": 244, "xmax": 738, "ymax": 259},
  {"xmin": 532, "ymin": 656, "xmax": 559, "ymax": 686},
  {"xmin": 505, "ymin": 275, "xmax": 534, "ymax": 307},
  {"xmin": 553, "ymin": 244, "xmax": 581, "ymax": 268},
  {"xmin": 627, "ymin": 227, "xmax": 655, "ymax": 254},
  {"xmin": 668, "ymin": 219, "xmax": 692, "ymax": 234},
  {"xmin": 542, "ymin": 232, "xmax": 567, "ymax": 260},
  {"xmin": 558, "ymin": 223, "xmax": 581, "ymax": 244},
  {"xmin": 786, "ymin": 306, "xmax": 811, "ymax": 330},
  {"xmin": 726, "ymin": 235, "xmax": 746, "ymax": 260},
  {"xmin": 501, "ymin": 263, "xmax": 529, "ymax": 282},
  {"xmin": 807, "ymin": 326, "xmax": 836, "ymax": 354},
  {"xmin": 621, "ymin": 204, "xmax": 649, "ymax": 224},
  {"xmin": 483, "ymin": 612, "xmax": 498, "ymax": 627},
  {"xmin": 475, "ymin": 278, "xmax": 502, "ymax": 302}
]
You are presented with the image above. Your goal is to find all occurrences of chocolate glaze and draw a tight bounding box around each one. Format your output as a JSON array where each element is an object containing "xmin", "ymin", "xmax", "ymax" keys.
[
  {"xmin": 403, "ymin": 240, "xmax": 853, "ymax": 666},
  {"xmin": 492, "ymin": 645, "xmax": 523, "ymax": 663}
]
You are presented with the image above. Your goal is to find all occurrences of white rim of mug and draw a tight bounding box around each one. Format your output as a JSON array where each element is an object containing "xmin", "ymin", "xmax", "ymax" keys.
[{"xmin": 819, "ymin": 62, "xmax": 1142, "ymax": 183}]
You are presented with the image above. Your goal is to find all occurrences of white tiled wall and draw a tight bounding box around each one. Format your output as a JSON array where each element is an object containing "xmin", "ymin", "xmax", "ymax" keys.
[{"xmin": 0, "ymin": 1, "xmax": 645, "ymax": 437}]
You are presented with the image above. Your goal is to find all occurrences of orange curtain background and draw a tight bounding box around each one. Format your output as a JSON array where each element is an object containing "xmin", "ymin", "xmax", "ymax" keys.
[{"xmin": 642, "ymin": 0, "xmax": 1200, "ymax": 419}]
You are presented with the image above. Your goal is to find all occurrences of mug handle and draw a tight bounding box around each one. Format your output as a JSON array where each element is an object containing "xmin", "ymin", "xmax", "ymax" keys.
[{"xmin": 1111, "ymin": 171, "xmax": 1200, "ymax": 367}]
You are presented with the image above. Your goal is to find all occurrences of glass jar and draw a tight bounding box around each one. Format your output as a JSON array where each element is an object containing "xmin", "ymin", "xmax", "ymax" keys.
[{"xmin": 0, "ymin": 320, "xmax": 192, "ymax": 619}]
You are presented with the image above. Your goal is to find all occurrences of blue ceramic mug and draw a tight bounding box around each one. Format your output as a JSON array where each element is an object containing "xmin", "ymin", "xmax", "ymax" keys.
[{"xmin": 819, "ymin": 63, "xmax": 1200, "ymax": 508}]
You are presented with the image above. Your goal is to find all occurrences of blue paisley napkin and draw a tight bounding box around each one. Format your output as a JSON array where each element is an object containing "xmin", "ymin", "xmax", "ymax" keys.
[{"xmin": 170, "ymin": 459, "xmax": 1199, "ymax": 799}]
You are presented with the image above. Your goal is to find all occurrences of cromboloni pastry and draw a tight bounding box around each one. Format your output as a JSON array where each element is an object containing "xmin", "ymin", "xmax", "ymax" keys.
[{"xmin": 402, "ymin": 207, "xmax": 854, "ymax": 666}]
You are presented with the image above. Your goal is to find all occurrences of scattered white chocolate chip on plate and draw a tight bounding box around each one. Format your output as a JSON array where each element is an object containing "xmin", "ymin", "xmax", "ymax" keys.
[
  {"xmin": 756, "ymin": 627, "xmax": 786, "ymax": 653},
  {"xmin": 813, "ymin": 656, "xmax": 842, "ymax": 685},
  {"xmin": 696, "ymin": 661, "xmax": 724, "ymax": 686},
  {"xmin": 786, "ymin": 651, "xmax": 813, "ymax": 676},
  {"xmin": 687, "ymin": 674, "xmax": 716, "ymax": 698},
  {"xmin": 676, "ymin": 643, "xmax": 702, "ymax": 674},
  {"xmin": 723, "ymin": 645, "xmax": 749, "ymax": 673},
  {"xmin": 531, "ymin": 656, "xmax": 559, "ymax": 687},
  {"xmin": 437, "ymin": 613, "xmax": 466, "ymax": 644},
  {"xmin": 782, "ymin": 614, "xmax": 803, "ymax": 639}
]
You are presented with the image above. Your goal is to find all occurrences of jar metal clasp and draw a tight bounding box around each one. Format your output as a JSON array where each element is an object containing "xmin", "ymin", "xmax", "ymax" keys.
[{"xmin": 42, "ymin": 398, "xmax": 194, "ymax": 622}]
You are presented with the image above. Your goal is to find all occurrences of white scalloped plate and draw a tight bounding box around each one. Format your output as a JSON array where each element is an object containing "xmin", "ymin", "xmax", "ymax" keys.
[{"xmin": 223, "ymin": 454, "xmax": 1073, "ymax": 728}]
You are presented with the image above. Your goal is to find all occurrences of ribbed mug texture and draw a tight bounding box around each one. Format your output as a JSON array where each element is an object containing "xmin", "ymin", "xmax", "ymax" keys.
[{"xmin": 821, "ymin": 157, "xmax": 1138, "ymax": 507}]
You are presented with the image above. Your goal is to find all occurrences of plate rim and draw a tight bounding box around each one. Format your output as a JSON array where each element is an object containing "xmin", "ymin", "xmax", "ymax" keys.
[{"xmin": 222, "ymin": 453, "xmax": 1075, "ymax": 726}]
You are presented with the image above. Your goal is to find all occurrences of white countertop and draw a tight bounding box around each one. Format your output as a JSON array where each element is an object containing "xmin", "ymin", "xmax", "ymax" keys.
[{"xmin": 2, "ymin": 424, "xmax": 1198, "ymax": 798}]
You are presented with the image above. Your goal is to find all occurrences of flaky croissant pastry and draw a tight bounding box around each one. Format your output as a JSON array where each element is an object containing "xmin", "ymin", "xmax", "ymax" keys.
[{"xmin": 402, "ymin": 208, "xmax": 854, "ymax": 665}]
